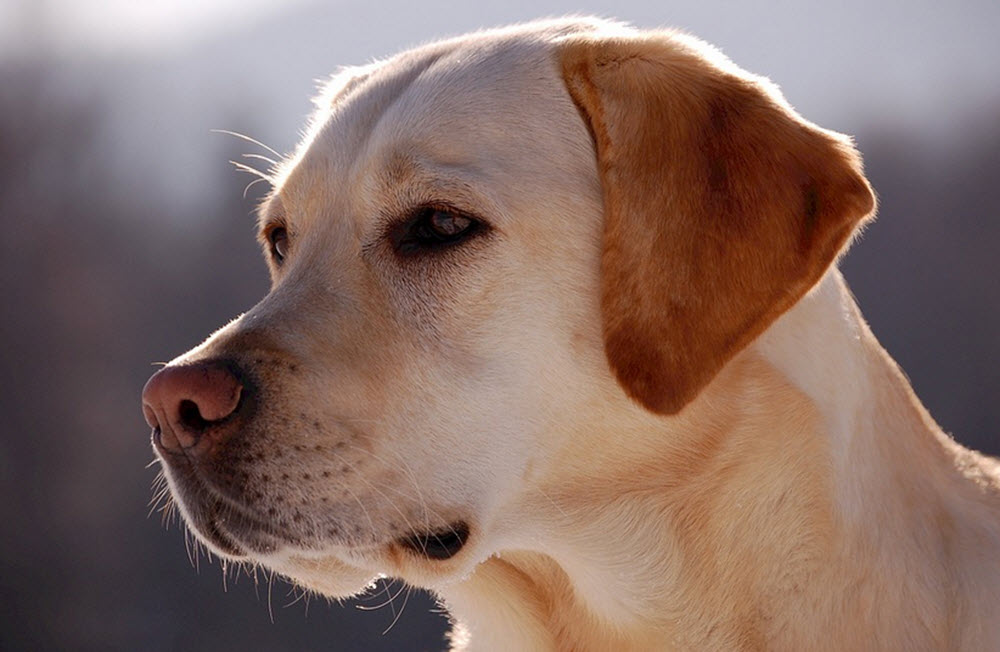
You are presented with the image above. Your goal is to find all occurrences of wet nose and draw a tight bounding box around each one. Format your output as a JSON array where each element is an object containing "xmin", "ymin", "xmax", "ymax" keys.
[{"xmin": 142, "ymin": 360, "xmax": 244, "ymax": 452}]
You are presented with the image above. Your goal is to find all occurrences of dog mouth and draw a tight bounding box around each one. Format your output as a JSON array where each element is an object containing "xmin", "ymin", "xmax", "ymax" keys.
[
  {"xmin": 156, "ymin": 433, "xmax": 473, "ymax": 564},
  {"xmin": 192, "ymin": 504, "xmax": 254, "ymax": 557},
  {"xmin": 180, "ymin": 492, "xmax": 286, "ymax": 559},
  {"xmin": 157, "ymin": 455, "xmax": 289, "ymax": 558},
  {"xmin": 397, "ymin": 521, "xmax": 470, "ymax": 560}
]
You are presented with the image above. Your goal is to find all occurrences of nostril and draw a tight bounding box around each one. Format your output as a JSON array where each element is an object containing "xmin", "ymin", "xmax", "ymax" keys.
[
  {"xmin": 178, "ymin": 399, "xmax": 211, "ymax": 431},
  {"xmin": 141, "ymin": 359, "xmax": 246, "ymax": 452}
]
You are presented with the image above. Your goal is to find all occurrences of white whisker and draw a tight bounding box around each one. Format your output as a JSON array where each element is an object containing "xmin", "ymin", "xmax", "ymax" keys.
[
  {"xmin": 539, "ymin": 488, "xmax": 572, "ymax": 520},
  {"xmin": 242, "ymin": 177, "xmax": 270, "ymax": 199},
  {"xmin": 332, "ymin": 469, "xmax": 380, "ymax": 543},
  {"xmin": 285, "ymin": 584, "xmax": 309, "ymax": 609},
  {"xmin": 382, "ymin": 584, "xmax": 413, "ymax": 635},
  {"xmin": 267, "ymin": 568, "xmax": 275, "ymax": 624},
  {"xmin": 331, "ymin": 450, "xmax": 420, "ymax": 540},
  {"xmin": 229, "ymin": 160, "xmax": 273, "ymax": 183},
  {"xmin": 357, "ymin": 577, "xmax": 405, "ymax": 612},
  {"xmin": 242, "ymin": 152, "xmax": 280, "ymax": 167},
  {"xmin": 211, "ymin": 128, "xmax": 282, "ymax": 158}
]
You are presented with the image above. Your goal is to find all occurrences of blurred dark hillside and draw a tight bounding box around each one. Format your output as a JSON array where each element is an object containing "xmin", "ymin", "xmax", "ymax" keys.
[
  {"xmin": 0, "ymin": 66, "xmax": 448, "ymax": 651},
  {"xmin": 843, "ymin": 117, "xmax": 1000, "ymax": 450},
  {"xmin": 0, "ymin": 60, "xmax": 997, "ymax": 650}
]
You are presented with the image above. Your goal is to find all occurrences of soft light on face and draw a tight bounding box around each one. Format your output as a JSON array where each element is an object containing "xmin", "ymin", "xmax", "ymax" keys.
[{"xmin": 149, "ymin": 21, "xmax": 614, "ymax": 597}]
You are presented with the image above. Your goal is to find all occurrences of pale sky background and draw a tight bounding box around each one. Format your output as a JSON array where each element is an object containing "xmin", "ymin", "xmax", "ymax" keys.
[
  {"xmin": 6, "ymin": 0, "xmax": 999, "ymax": 123},
  {"xmin": 1, "ymin": 3, "xmax": 997, "ymax": 650},
  {"xmin": 3, "ymin": 0, "xmax": 998, "ymax": 218},
  {"xmin": 1, "ymin": 0, "xmax": 310, "ymax": 56}
]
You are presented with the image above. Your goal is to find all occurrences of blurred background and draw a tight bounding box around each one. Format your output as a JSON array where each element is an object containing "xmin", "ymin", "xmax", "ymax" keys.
[{"xmin": 1, "ymin": 0, "xmax": 997, "ymax": 650}]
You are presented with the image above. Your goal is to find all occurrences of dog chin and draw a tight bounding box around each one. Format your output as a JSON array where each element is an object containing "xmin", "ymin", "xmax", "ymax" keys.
[
  {"xmin": 179, "ymin": 514, "xmax": 381, "ymax": 598},
  {"xmin": 266, "ymin": 553, "xmax": 380, "ymax": 599},
  {"xmin": 255, "ymin": 524, "xmax": 482, "ymax": 599}
]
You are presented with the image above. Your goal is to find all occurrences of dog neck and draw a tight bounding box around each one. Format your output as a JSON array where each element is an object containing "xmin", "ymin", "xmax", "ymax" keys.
[{"xmin": 439, "ymin": 270, "xmax": 1000, "ymax": 651}]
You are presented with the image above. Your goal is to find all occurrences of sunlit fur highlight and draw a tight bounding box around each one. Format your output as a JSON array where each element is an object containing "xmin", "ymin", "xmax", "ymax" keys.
[{"xmin": 150, "ymin": 17, "xmax": 1000, "ymax": 651}]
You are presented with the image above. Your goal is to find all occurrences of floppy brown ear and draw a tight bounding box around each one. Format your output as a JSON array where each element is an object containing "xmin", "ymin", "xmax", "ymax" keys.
[{"xmin": 560, "ymin": 32, "xmax": 875, "ymax": 414}]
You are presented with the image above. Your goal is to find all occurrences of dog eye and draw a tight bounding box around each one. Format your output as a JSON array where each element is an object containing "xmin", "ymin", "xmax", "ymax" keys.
[
  {"xmin": 269, "ymin": 227, "xmax": 289, "ymax": 263},
  {"xmin": 392, "ymin": 206, "xmax": 481, "ymax": 256}
]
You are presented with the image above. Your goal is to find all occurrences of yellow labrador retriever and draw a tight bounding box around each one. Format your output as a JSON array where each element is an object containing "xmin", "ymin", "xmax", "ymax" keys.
[{"xmin": 142, "ymin": 17, "xmax": 1000, "ymax": 650}]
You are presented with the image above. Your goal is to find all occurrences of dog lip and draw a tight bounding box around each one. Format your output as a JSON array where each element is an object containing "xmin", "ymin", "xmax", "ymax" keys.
[
  {"xmin": 398, "ymin": 521, "xmax": 470, "ymax": 560},
  {"xmin": 184, "ymin": 493, "xmax": 287, "ymax": 559},
  {"xmin": 200, "ymin": 513, "xmax": 247, "ymax": 557},
  {"xmin": 155, "ymin": 453, "xmax": 286, "ymax": 558}
]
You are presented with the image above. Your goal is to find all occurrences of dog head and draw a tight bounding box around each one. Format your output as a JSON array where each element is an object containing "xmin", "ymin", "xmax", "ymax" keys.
[{"xmin": 142, "ymin": 18, "xmax": 873, "ymax": 598}]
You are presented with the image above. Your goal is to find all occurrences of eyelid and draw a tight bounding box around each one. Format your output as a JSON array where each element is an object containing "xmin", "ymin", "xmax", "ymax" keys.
[
  {"xmin": 259, "ymin": 221, "xmax": 282, "ymax": 243},
  {"xmin": 260, "ymin": 222, "xmax": 288, "ymax": 244},
  {"xmin": 390, "ymin": 201, "xmax": 486, "ymax": 235}
]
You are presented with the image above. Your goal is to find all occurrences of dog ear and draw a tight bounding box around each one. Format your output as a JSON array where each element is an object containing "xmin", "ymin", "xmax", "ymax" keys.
[{"xmin": 560, "ymin": 32, "xmax": 875, "ymax": 414}]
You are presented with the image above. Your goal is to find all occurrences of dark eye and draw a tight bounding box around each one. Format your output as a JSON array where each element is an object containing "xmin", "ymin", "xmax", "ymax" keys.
[
  {"xmin": 392, "ymin": 206, "xmax": 481, "ymax": 256},
  {"xmin": 269, "ymin": 227, "xmax": 289, "ymax": 263}
]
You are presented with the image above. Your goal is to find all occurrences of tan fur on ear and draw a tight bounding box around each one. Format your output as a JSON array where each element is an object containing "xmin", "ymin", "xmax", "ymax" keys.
[{"xmin": 559, "ymin": 32, "xmax": 876, "ymax": 414}]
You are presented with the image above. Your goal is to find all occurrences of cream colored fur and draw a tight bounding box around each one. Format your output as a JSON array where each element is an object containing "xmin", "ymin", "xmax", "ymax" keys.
[{"xmin": 154, "ymin": 18, "xmax": 1000, "ymax": 650}]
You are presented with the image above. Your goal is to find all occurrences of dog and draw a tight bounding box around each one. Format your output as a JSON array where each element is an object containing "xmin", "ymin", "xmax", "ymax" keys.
[{"xmin": 142, "ymin": 17, "xmax": 1000, "ymax": 650}]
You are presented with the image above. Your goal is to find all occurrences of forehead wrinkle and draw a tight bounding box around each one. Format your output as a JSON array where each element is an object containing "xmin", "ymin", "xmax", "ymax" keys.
[
  {"xmin": 345, "ymin": 46, "xmax": 603, "ymax": 258},
  {"xmin": 273, "ymin": 52, "xmax": 444, "ymax": 209},
  {"xmin": 275, "ymin": 65, "xmax": 376, "ymax": 186},
  {"xmin": 316, "ymin": 46, "xmax": 454, "ymax": 164},
  {"xmin": 279, "ymin": 17, "xmax": 615, "ymax": 223},
  {"xmin": 368, "ymin": 42, "xmax": 578, "ymax": 178},
  {"xmin": 370, "ymin": 152, "xmax": 509, "ymax": 227},
  {"xmin": 372, "ymin": 150, "xmax": 493, "ymax": 192},
  {"xmin": 272, "ymin": 48, "xmax": 459, "ymax": 233},
  {"xmin": 273, "ymin": 22, "xmax": 602, "ymax": 254}
]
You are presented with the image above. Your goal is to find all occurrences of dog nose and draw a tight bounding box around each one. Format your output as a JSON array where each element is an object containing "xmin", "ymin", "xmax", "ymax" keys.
[{"xmin": 142, "ymin": 360, "xmax": 244, "ymax": 452}]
